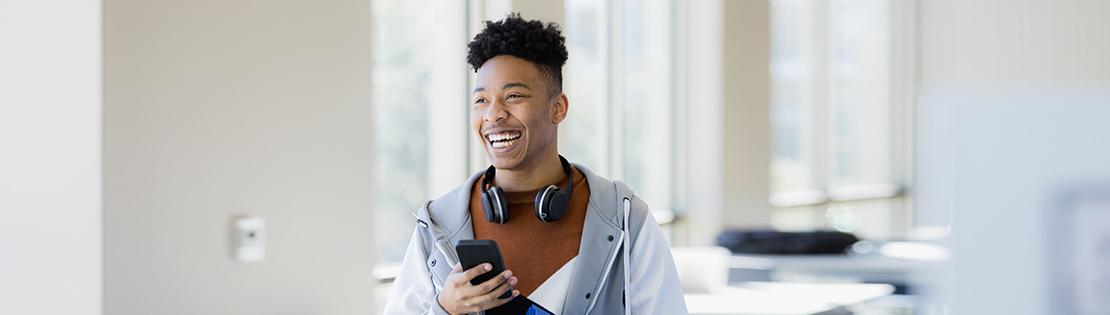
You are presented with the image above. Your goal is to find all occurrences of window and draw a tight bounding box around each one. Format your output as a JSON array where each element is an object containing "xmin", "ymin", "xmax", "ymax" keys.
[
  {"xmin": 564, "ymin": 0, "xmax": 680, "ymax": 223},
  {"xmin": 770, "ymin": 0, "xmax": 914, "ymax": 238},
  {"xmin": 371, "ymin": 0, "xmax": 469, "ymax": 264},
  {"xmin": 563, "ymin": 0, "xmax": 611, "ymax": 177}
]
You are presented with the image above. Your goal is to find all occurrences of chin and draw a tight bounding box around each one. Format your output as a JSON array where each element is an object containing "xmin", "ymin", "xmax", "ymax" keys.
[{"xmin": 488, "ymin": 156, "xmax": 524, "ymax": 170}]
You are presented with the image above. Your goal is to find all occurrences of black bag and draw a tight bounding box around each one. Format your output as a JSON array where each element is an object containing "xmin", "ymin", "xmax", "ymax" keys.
[{"xmin": 716, "ymin": 229, "xmax": 859, "ymax": 255}]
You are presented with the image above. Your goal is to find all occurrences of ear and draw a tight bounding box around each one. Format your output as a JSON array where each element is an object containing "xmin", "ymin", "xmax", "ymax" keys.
[{"xmin": 552, "ymin": 93, "xmax": 569, "ymax": 124}]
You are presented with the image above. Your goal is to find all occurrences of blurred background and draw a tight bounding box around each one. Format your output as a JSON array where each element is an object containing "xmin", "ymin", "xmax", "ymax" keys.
[{"xmin": 3, "ymin": 0, "xmax": 1109, "ymax": 314}]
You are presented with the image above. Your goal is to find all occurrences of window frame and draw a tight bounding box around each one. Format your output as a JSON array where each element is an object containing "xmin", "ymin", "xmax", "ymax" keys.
[{"xmin": 768, "ymin": 0, "xmax": 917, "ymax": 236}]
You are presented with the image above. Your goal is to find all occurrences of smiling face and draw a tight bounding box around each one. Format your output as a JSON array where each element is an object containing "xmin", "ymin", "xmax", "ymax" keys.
[{"xmin": 471, "ymin": 55, "xmax": 568, "ymax": 171}]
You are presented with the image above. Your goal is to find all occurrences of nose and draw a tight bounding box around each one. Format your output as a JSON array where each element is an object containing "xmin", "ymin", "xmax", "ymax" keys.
[{"xmin": 483, "ymin": 99, "xmax": 509, "ymax": 123}]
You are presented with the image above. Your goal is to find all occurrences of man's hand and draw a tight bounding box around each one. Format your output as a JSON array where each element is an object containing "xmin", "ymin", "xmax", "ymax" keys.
[{"xmin": 436, "ymin": 263, "xmax": 519, "ymax": 315}]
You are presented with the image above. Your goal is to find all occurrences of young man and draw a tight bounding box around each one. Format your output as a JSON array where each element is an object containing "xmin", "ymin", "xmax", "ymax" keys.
[{"xmin": 384, "ymin": 14, "xmax": 687, "ymax": 315}]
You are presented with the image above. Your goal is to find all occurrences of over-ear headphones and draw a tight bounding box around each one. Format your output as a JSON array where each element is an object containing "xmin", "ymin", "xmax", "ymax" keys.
[{"xmin": 481, "ymin": 156, "xmax": 574, "ymax": 224}]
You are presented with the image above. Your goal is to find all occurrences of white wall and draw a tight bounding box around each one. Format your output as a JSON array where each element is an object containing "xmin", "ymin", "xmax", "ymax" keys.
[
  {"xmin": 921, "ymin": 88, "xmax": 1110, "ymax": 315},
  {"xmin": 918, "ymin": 0, "xmax": 1110, "ymax": 88},
  {"xmin": 0, "ymin": 0, "xmax": 102, "ymax": 314},
  {"xmin": 102, "ymin": 0, "xmax": 375, "ymax": 314},
  {"xmin": 916, "ymin": 0, "xmax": 1110, "ymax": 314}
]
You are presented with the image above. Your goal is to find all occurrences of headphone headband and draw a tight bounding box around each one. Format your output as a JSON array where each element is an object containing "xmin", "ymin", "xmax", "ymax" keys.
[
  {"xmin": 481, "ymin": 155, "xmax": 574, "ymax": 224},
  {"xmin": 482, "ymin": 156, "xmax": 573, "ymax": 191}
]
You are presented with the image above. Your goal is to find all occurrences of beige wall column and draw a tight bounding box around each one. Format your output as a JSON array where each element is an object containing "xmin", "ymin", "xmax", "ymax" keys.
[{"xmin": 684, "ymin": 0, "xmax": 773, "ymax": 245}]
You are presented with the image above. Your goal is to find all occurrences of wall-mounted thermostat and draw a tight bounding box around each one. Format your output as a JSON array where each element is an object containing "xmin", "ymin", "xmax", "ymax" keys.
[{"xmin": 233, "ymin": 216, "xmax": 266, "ymax": 262}]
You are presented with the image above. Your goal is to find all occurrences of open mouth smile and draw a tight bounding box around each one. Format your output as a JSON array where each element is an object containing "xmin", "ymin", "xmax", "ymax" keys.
[{"xmin": 485, "ymin": 130, "xmax": 522, "ymax": 152}]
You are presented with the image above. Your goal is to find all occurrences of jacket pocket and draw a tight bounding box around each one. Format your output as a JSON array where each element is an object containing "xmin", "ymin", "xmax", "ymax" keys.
[{"xmin": 425, "ymin": 249, "xmax": 452, "ymax": 291}]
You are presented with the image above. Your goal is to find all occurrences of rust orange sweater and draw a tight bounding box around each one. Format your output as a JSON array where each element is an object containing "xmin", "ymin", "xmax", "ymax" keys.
[{"xmin": 468, "ymin": 167, "xmax": 590, "ymax": 296}]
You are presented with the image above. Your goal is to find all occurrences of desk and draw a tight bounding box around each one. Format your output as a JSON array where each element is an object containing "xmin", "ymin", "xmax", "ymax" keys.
[
  {"xmin": 729, "ymin": 253, "xmax": 942, "ymax": 290},
  {"xmin": 685, "ymin": 282, "xmax": 894, "ymax": 315}
]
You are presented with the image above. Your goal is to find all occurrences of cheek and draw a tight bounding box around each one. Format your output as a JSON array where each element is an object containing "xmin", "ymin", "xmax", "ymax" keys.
[
  {"xmin": 470, "ymin": 115, "xmax": 483, "ymax": 134},
  {"xmin": 522, "ymin": 113, "xmax": 554, "ymax": 139}
]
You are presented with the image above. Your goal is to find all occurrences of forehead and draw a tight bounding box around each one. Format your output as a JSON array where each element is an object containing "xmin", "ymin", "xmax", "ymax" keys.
[{"xmin": 474, "ymin": 55, "xmax": 543, "ymax": 90}]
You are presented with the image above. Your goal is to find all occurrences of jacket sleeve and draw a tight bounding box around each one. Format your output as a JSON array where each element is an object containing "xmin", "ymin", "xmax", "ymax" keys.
[
  {"xmin": 382, "ymin": 228, "xmax": 453, "ymax": 315},
  {"xmin": 628, "ymin": 211, "xmax": 689, "ymax": 314}
]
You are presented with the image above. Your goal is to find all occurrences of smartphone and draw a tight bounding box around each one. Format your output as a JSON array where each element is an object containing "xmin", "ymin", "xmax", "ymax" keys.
[{"xmin": 455, "ymin": 239, "xmax": 512, "ymax": 299}]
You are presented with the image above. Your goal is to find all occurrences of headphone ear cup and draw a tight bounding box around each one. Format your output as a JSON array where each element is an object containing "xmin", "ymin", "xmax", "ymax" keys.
[
  {"xmin": 481, "ymin": 190, "xmax": 496, "ymax": 223},
  {"xmin": 483, "ymin": 187, "xmax": 509, "ymax": 224},
  {"xmin": 547, "ymin": 190, "xmax": 570, "ymax": 222},
  {"xmin": 535, "ymin": 185, "xmax": 569, "ymax": 223},
  {"xmin": 538, "ymin": 155, "xmax": 574, "ymax": 223}
]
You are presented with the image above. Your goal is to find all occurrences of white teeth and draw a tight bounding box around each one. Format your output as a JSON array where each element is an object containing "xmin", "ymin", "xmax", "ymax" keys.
[
  {"xmin": 491, "ymin": 139, "xmax": 515, "ymax": 148},
  {"xmin": 485, "ymin": 131, "xmax": 521, "ymax": 142}
]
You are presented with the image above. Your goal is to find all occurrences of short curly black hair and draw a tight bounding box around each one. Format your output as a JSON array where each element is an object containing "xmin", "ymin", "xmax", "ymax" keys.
[{"xmin": 467, "ymin": 13, "xmax": 568, "ymax": 98}]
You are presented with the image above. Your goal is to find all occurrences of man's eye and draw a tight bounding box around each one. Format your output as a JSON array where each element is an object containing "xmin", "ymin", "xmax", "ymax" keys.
[
  {"xmin": 474, "ymin": 98, "xmax": 487, "ymax": 104},
  {"xmin": 507, "ymin": 94, "xmax": 523, "ymax": 99}
]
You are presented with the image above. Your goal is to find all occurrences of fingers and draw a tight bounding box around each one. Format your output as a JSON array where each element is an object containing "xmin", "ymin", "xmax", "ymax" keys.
[
  {"xmin": 468, "ymin": 273, "xmax": 517, "ymax": 304},
  {"xmin": 452, "ymin": 263, "xmax": 493, "ymax": 286},
  {"xmin": 441, "ymin": 266, "xmax": 519, "ymax": 314},
  {"xmin": 463, "ymin": 280, "xmax": 519, "ymax": 311},
  {"xmin": 472, "ymin": 270, "xmax": 513, "ymax": 294},
  {"xmin": 445, "ymin": 263, "xmax": 464, "ymax": 286},
  {"xmin": 460, "ymin": 270, "xmax": 512, "ymax": 299},
  {"xmin": 481, "ymin": 289, "xmax": 519, "ymax": 310}
]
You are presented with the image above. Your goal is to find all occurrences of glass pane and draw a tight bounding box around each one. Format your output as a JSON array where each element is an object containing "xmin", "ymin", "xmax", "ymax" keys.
[
  {"xmin": 563, "ymin": 0, "xmax": 611, "ymax": 176},
  {"xmin": 771, "ymin": 205, "xmax": 824, "ymax": 232},
  {"xmin": 772, "ymin": 199, "xmax": 898, "ymax": 238},
  {"xmin": 771, "ymin": 0, "xmax": 819, "ymax": 194},
  {"xmin": 371, "ymin": 0, "xmax": 464, "ymax": 263},
  {"xmin": 824, "ymin": 199, "xmax": 898, "ymax": 239},
  {"xmin": 618, "ymin": 0, "xmax": 675, "ymax": 214},
  {"xmin": 826, "ymin": 0, "xmax": 893, "ymax": 187}
]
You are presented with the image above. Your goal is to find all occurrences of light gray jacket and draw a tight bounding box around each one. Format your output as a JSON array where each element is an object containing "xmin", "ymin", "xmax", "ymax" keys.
[{"xmin": 383, "ymin": 164, "xmax": 688, "ymax": 315}]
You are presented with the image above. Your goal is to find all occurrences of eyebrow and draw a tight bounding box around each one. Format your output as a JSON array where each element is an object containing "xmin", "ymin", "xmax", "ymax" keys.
[{"xmin": 472, "ymin": 82, "xmax": 533, "ymax": 93}]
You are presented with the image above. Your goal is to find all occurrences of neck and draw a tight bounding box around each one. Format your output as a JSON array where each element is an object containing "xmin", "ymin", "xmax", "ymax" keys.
[{"xmin": 494, "ymin": 151, "xmax": 564, "ymax": 192}]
